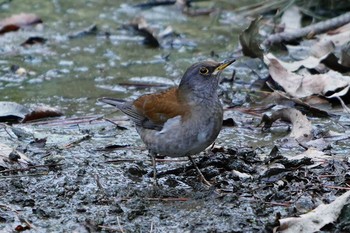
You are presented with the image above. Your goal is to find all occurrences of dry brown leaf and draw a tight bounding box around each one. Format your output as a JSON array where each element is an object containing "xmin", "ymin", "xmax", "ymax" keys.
[
  {"xmin": 265, "ymin": 57, "xmax": 350, "ymax": 99},
  {"xmin": 0, "ymin": 101, "xmax": 30, "ymax": 122},
  {"xmin": 22, "ymin": 106, "xmax": 63, "ymax": 123},
  {"xmin": 341, "ymin": 41, "xmax": 350, "ymax": 67},
  {"xmin": 0, "ymin": 102, "xmax": 63, "ymax": 123},
  {"xmin": 124, "ymin": 17, "xmax": 160, "ymax": 48},
  {"xmin": 0, "ymin": 143, "xmax": 31, "ymax": 169},
  {"xmin": 285, "ymin": 148, "xmax": 329, "ymax": 161},
  {"xmin": 309, "ymin": 39, "xmax": 335, "ymax": 58},
  {"xmin": 239, "ymin": 16, "xmax": 264, "ymax": 59},
  {"xmin": 264, "ymin": 83, "xmax": 331, "ymax": 117},
  {"xmin": 260, "ymin": 108, "xmax": 312, "ymax": 142},
  {"xmin": 265, "ymin": 53, "xmax": 325, "ymax": 72},
  {"xmin": 319, "ymin": 22, "xmax": 350, "ymax": 47},
  {"xmin": 276, "ymin": 190, "xmax": 350, "ymax": 233},
  {"xmin": 0, "ymin": 13, "xmax": 42, "ymax": 35},
  {"xmin": 266, "ymin": 40, "xmax": 349, "ymax": 73},
  {"xmin": 265, "ymin": 39, "xmax": 336, "ymax": 72}
]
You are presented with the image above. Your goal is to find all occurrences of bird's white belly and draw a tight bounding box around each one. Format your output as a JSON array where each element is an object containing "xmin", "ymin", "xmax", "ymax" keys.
[{"xmin": 137, "ymin": 113, "xmax": 221, "ymax": 157}]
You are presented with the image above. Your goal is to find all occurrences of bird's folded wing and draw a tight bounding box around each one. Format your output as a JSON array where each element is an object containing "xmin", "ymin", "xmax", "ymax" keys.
[{"xmin": 133, "ymin": 88, "xmax": 188, "ymax": 130}]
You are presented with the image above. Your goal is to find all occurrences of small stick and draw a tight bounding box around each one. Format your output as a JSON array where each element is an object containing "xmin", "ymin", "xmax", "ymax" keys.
[
  {"xmin": 150, "ymin": 221, "xmax": 155, "ymax": 233},
  {"xmin": 94, "ymin": 174, "xmax": 105, "ymax": 193},
  {"xmin": 264, "ymin": 201, "xmax": 291, "ymax": 207},
  {"xmin": 98, "ymin": 225, "xmax": 121, "ymax": 231},
  {"xmin": 104, "ymin": 158, "xmax": 188, "ymax": 164},
  {"xmin": 116, "ymin": 216, "xmax": 125, "ymax": 233},
  {"xmin": 118, "ymin": 197, "xmax": 189, "ymax": 202},
  {"xmin": 323, "ymin": 185, "xmax": 350, "ymax": 190},
  {"xmin": 0, "ymin": 163, "xmax": 63, "ymax": 174},
  {"xmin": 64, "ymin": 134, "xmax": 91, "ymax": 148},
  {"xmin": 0, "ymin": 172, "xmax": 49, "ymax": 179},
  {"xmin": 188, "ymin": 155, "xmax": 212, "ymax": 187},
  {"xmin": 151, "ymin": 153, "xmax": 159, "ymax": 186},
  {"xmin": 263, "ymin": 12, "xmax": 350, "ymax": 46}
]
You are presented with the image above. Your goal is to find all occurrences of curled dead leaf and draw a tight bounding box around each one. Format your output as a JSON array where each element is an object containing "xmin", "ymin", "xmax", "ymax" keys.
[
  {"xmin": 0, "ymin": 13, "xmax": 42, "ymax": 35},
  {"xmin": 0, "ymin": 143, "xmax": 32, "ymax": 170},
  {"xmin": 260, "ymin": 108, "xmax": 312, "ymax": 143},
  {"xmin": 265, "ymin": 57, "xmax": 350, "ymax": 101},
  {"xmin": 124, "ymin": 17, "xmax": 160, "ymax": 48},
  {"xmin": 239, "ymin": 16, "xmax": 264, "ymax": 59},
  {"xmin": 0, "ymin": 102, "xmax": 63, "ymax": 123},
  {"xmin": 22, "ymin": 106, "xmax": 63, "ymax": 123},
  {"xmin": 276, "ymin": 190, "xmax": 350, "ymax": 233},
  {"xmin": 0, "ymin": 102, "xmax": 30, "ymax": 122}
]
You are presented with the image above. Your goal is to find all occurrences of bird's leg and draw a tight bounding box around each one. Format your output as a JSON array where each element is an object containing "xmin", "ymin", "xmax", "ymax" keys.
[
  {"xmin": 150, "ymin": 152, "xmax": 159, "ymax": 186},
  {"xmin": 188, "ymin": 155, "xmax": 211, "ymax": 187}
]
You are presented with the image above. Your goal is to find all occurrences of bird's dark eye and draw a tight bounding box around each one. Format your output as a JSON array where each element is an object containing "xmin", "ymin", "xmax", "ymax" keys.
[{"xmin": 199, "ymin": 67, "xmax": 209, "ymax": 75}]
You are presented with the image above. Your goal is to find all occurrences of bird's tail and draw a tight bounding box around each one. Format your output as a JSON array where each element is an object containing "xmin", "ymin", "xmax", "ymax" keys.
[{"xmin": 98, "ymin": 97, "xmax": 126, "ymax": 108}]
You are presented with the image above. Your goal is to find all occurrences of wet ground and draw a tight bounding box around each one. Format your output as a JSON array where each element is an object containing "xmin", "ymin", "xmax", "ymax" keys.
[{"xmin": 1, "ymin": 1, "xmax": 350, "ymax": 233}]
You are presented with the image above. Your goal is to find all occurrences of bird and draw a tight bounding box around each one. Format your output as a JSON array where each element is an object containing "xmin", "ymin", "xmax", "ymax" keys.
[{"xmin": 99, "ymin": 59, "xmax": 235, "ymax": 186}]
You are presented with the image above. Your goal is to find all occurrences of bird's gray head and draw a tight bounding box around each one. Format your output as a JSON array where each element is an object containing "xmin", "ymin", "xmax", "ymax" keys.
[{"xmin": 179, "ymin": 59, "xmax": 235, "ymax": 101}]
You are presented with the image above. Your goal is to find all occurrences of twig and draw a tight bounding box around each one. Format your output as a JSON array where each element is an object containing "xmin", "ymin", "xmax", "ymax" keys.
[
  {"xmin": 98, "ymin": 225, "xmax": 123, "ymax": 232},
  {"xmin": 334, "ymin": 96, "xmax": 350, "ymax": 114},
  {"xmin": 323, "ymin": 185, "xmax": 350, "ymax": 190},
  {"xmin": 94, "ymin": 174, "xmax": 105, "ymax": 193},
  {"xmin": 150, "ymin": 221, "xmax": 155, "ymax": 233},
  {"xmin": 264, "ymin": 201, "xmax": 291, "ymax": 207},
  {"xmin": 64, "ymin": 134, "xmax": 91, "ymax": 148},
  {"xmin": 102, "ymin": 118, "xmax": 128, "ymax": 130},
  {"xmin": 118, "ymin": 197, "xmax": 189, "ymax": 202},
  {"xmin": 241, "ymin": 197, "xmax": 291, "ymax": 207},
  {"xmin": 263, "ymin": 12, "xmax": 350, "ymax": 46},
  {"xmin": 0, "ymin": 203, "xmax": 35, "ymax": 230},
  {"xmin": 145, "ymin": 197, "xmax": 189, "ymax": 201},
  {"xmin": 0, "ymin": 123, "xmax": 17, "ymax": 139},
  {"xmin": 0, "ymin": 163, "xmax": 63, "ymax": 173},
  {"xmin": 318, "ymin": 174, "xmax": 337, "ymax": 178},
  {"xmin": 0, "ymin": 172, "xmax": 49, "ymax": 179},
  {"xmin": 117, "ymin": 216, "xmax": 125, "ymax": 233},
  {"xmin": 104, "ymin": 158, "xmax": 188, "ymax": 163},
  {"xmin": 25, "ymin": 115, "xmax": 105, "ymax": 126}
]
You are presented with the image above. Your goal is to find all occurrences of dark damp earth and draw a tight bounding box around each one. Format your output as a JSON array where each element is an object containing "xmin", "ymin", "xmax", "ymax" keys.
[{"xmin": 1, "ymin": 1, "xmax": 350, "ymax": 233}]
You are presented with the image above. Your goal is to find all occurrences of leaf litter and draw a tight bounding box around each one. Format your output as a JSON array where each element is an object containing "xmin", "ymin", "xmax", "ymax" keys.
[{"xmin": 1, "ymin": 1, "xmax": 350, "ymax": 232}]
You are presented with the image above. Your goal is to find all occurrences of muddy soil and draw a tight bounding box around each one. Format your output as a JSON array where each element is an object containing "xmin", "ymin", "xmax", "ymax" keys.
[
  {"xmin": 0, "ymin": 110, "xmax": 349, "ymax": 232},
  {"xmin": 1, "ymin": 1, "xmax": 350, "ymax": 233}
]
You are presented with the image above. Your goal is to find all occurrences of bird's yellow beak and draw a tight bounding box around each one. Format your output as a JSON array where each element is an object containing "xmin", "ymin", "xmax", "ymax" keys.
[{"xmin": 215, "ymin": 59, "xmax": 235, "ymax": 72}]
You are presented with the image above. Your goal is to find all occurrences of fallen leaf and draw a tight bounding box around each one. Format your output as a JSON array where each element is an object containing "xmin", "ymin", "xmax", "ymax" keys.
[
  {"xmin": 264, "ymin": 86, "xmax": 332, "ymax": 117},
  {"xmin": 321, "ymin": 53, "xmax": 350, "ymax": 73},
  {"xmin": 0, "ymin": 143, "xmax": 31, "ymax": 170},
  {"xmin": 0, "ymin": 102, "xmax": 30, "ymax": 123},
  {"xmin": 239, "ymin": 16, "xmax": 264, "ymax": 59},
  {"xmin": 20, "ymin": 36, "xmax": 47, "ymax": 47},
  {"xmin": 0, "ymin": 13, "xmax": 42, "ymax": 35},
  {"xmin": 124, "ymin": 17, "xmax": 160, "ymax": 48},
  {"xmin": 265, "ymin": 52, "xmax": 325, "ymax": 72},
  {"xmin": 0, "ymin": 24, "xmax": 19, "ymax": 34},
  {"xmin": 22, "ymin": 106, "xmax": 63, "ymax": 123},
  {"xmin": 285, "ymin": 148, "xmax": 330, "ymax": 161},
  {"xmin": 319, "ymin": 22, "xmax": 350, "ymax": 47},
  {"xmin": 68, "ymin": 24, "xmax": 97, "ymax": 39},
  {"xmin": 341, "ymin": 41, "xmax": 350, "ymax": 67},
  {"xmin": 0, "ymin": 102, "xmax": 63, "ymax": 123},
  {"xmin": 222, "ymin": 118, "xmax": 236, "ymax": 127},
  {"xmin": 265, "ymin": 35, "xmax": 350, "ymax": 73},
  {"xmin": 260, "ymin": 108, "xmax": 312, "ymax": 142},
  {"xmin": 265, "ymin": 57, "xmax": 350, "ymax": 100},
  {"xmin": 276, "ymin": 190, "xmax": 350, "ymax": 233}
]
